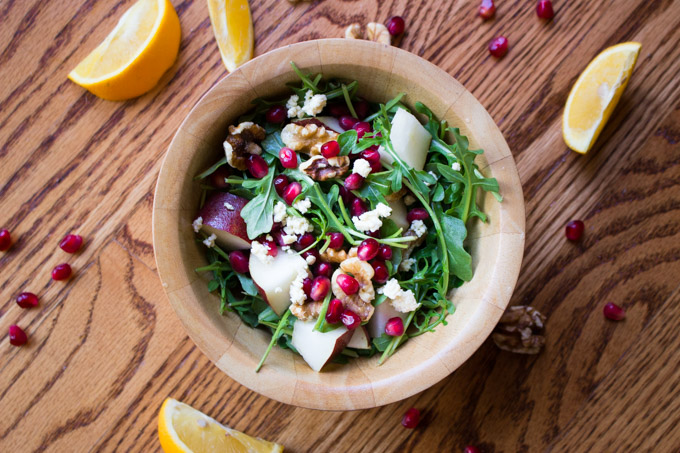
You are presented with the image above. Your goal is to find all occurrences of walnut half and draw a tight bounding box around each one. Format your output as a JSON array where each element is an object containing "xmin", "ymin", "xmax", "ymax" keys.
[
  {"xmin": 299, "ymin": 155, "xmax": 350, "ymax": 181},
  {"xmin": 331, "ymin": 257, "xmax": 375, "ymax": 321},
  {"xmin": 223, "ymin": 122, "xmax": 266, "ymax": 171},
  {"xmin": 492, "ymin": 305, "xmax": 546, "ymax": 354},
  {"xmin": 281, "ymin": 122, "xmax": 339, "ymax": 155}
]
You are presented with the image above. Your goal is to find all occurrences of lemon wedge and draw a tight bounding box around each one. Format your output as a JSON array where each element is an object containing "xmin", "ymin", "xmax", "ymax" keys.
[
  {"xmin": 68, "ymin": 0, "xmax": 181, "ymax": 101},
  {"xmin": 158, "ymin": 398, "xmax": 284, "ymax": 453},
  {"xmin": 207, "ymin": 0, "xmax": 254, "ymax": 72},
  {"xmin": 563, "ymin": 42, "xmax": 641, "ymax": 153}
]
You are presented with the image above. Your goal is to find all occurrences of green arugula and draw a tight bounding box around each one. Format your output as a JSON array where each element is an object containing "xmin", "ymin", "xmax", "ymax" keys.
[{"xmin": 240, "ymin": 170, "xmax": 276, "ymax": 239}]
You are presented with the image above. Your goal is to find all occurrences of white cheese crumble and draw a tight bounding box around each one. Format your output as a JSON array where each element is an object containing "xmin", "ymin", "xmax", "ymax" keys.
[
  {"xmin": 294, "ymin": 197, "xmax": 311, "ymax": 214},
  {"xmin": 251, "ymin": 241, "xmax": 273, "ymax": 264},
  {"xmin": 378, "ymin": 278, "xmax": 402, "ymax": 299},
  {"xmin": 374, "ymin": 202, "xmax": 392, "ymax": 217},
  {"xmin": 224, "ymin": 202, "xmax": 235, "ymax": 211},
  {"xmin": 411, "ymin": 219, "xmax": 427, "ymax": 238},
  {"xmin": 302, "ymin": 90, "xmax": 327, "ymax": 117},
  {"xmin": 306, "ymin": 254, "xmax": 316, "ymax": 265},
  {"xmin": 286, "ymin": 94, "xmax": 303, "ymax": 119},
  {"xmin": 352, "ymin": 158, "xmax": 372, "ymax": 178},
  {"xmin": 273, "ymin": 201, "xmax": 288, "ymax": 223},
  {"xmin": 289, "ymin": 270, "xmax": 308, "ymax": 305},
  {"xmin": 378, "ymin": 278, "xmax": 420, "ymax": 312},
  {"xmin": 351, "ymin": 202, "xmax": 392, "ymax": 233},
  {"xmin": 282, "ymin": 234, "xmax": 297, "ymax": 245},
  {"xmin": 400, "ymin": 258, "xmax": 416, "ymax": 272},
  {"xmin": 192, "ymin": 216, "xmax": 203, "ymax": 233},
  {"xmin": 451, "ymin": 162, "xmax": 462, "ymax": 172},
  {"xmin": 284, "ymin": 215, "xmax": 313, "ymax": 236},
  {"xmin": 202, "ymin": 234, "xmax": 217, "ymax": 248}
]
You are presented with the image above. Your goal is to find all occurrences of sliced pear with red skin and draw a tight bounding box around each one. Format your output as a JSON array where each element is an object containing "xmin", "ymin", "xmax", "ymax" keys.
[
  {"xmin": 249, "ymin": 248, "xmax": 308, "ymax": 316},
  {"xmin": 387, "ymin": 198, "xmax": 410, "ymax": 231},
  {"xmin": 368, "ymin": 300, "xmax": 408, "ymax": 338},
  {"xmin": 379, "ymin": 108, "xmax": 431, "ymax": 171},
  {"xmin": 198, "ymin": 192, "xmax": 250, "ymax": 249},
  {"xmin": 347, "ymin": 325, "xmax": 371, "ymax": 349},
  {"xmin": 291, "ymin": 320, "xmax": 353, "ymax": 372}
]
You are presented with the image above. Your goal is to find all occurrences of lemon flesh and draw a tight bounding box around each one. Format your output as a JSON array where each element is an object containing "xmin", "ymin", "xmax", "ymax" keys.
[{"xmin": 207, "ymin": 0, "xmax": 254, "ymax": 72}]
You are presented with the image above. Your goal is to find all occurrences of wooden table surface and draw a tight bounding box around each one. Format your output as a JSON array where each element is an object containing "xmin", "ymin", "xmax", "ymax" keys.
[{"xmin": 1, "ymin": 0, "xmax": 679, "ymax": 451}]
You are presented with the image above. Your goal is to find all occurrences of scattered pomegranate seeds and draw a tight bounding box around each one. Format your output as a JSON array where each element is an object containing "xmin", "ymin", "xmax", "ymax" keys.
[
  {"xmin": 354, "ymin": 100, "xmax": 370, "ymax": 120},
  {"xmin": 229, "ymin": 251, "xmax": 249, "ymax": 274},
  {"xmin": 209, "ymin": 166, "xmax": 231, "ymax": 189},
  {"xmin": 246, "ymin": 154, "xmax": 269, "ymax": 179},
  {"xmin": 336, "ymin": 274, "xmax": 360, "ymax": 295},
  {"xmin": 361, "ymin": 148, "xmax": 381, "ymax": 163},
  {"xmin": 16, "ymin": 292, "xmax": 39, "ymax": 309},
  {"xmin": 339, "ymin": 186, "xmax": 356, "ymax": 206},
  {"xmin": 295, "ymin": 234, "xmax": 313, "ymax": 251},
  {"xmin": 59, "ymin": 234, "xmax": 83, "ymax": 253},
  {"xmin": 265, "ymin": 105, "xmax": 287, "ymax": 124},
  {"xmin": 344, "ymin": 173, "xmax": 365, "ymax": 191},
  {"xmin": 478, "ymin": 0, "xmax": 496, "ymax": 20},
  {"xmin": 8, "ymin": 325, "xmax": 28, "ymax": 346},
  {"xmin": 386, "ymin": 16, "xmax": 405, "ymax": 36},
  {"xmin": 339, "ymin": 115, "xmax": 359, "ymax": 131},
  {"xmin": 488, "ymin": 36, "xmax": 509, "ymax": 58},
  {"xmin": 0, "ymin": 229, "xmax": 11, "ymax": 251},
  {"xmin": 310, "ymin": 276, "xmax": 331, "ymax": 301},
  {"xmin": 283, "ymin": 182, "xmax": 302, "ymax": 205},
  {"xmin": 325, "ymin": 298, "xmax": 344, "ymax": 324},
  {"xmin": 278, "ymin": 147, "xmax": 298, "ymax": 169},
  {"xmin": 351, "ymin": 198, "xmax": 368, "ymax": 217},
  {"xmin": 401, "ymin": 408, "xmax": 420, "ymax": 429},
  {"xmin": 385, "ymin": 317, "xmax": 405, "ymax": 336},
  {"xmin": 371, "ymin": 260, "xmax": 389, "ymax": 283},
  {"xmin": 273, "ymin": 175, "xmax": 289, "ymax": 197},
  {"xmin": 302, "ymin": 249, "xmax": 319, "ymax": 263},
  {"xmin": 464, "ymin": 446, "xmax": 481, "ymax": 453},
  {"xmin": 321, "ymin": 140, "xmax": 340, "ymax": 158},
  {"xmin": 357, "ymin": 238, "xmax": 380, "ymax": 261},
  {"xmin": 302, "ymin": 277, "xmax": 313, "ymax": 299},
  {"xmin": 263, "ymin": 240, "xmax": 278, "ymax": 257},
  {"xmin": 407, "ymin": 208, "xmax": 429, "ymax": 223},
  {"xmin": 378, "ymin": 244, "xmax": 393, "ymax": 261},
  {"xmin": 353, "ymin": 121, "xmax": 372, "ymax": 138},
  {"xmin": 603, "ymin": 302, "xmax": 626, "ymax": 321},
  {"xmin": 341, "ymin": 309, "xmax": 361, "ymax": 329},
  {"xmin": 327, "ymin": 103, "xmax": 350, "ymax": 117},
  {"xmin": 52, "ymin": 263, "xmax": 72, "ymax": 281},
  {"xmin": 565, "ymin": 220, "xmax": 585, "ymax": 241},
  {"xmin": 327, "ymin": 232, "xmax": 344, "ymax": 250},
  {"xmin": 314, "ymin": 261, "xmax": 332, "ymax": 278},
  {"xmin": 536, "ymin": 0, "xmax": 554, "ymax": 19}
]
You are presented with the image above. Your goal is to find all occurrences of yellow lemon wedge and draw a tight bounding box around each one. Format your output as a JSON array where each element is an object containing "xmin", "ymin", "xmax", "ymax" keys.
[
  {"xmin": 207, "ymin": 0, "xmax": 254, "ymax": 72},
  {"xmin": 68, "ymin": 0, "xmax": 181, "ymax": 101},
  {"xmin": 563, "ymin": 42, "xmax": 641, "ymax": 153},
  {"xmin": 158, "ymin": 398, "xmax": 284, "ymax": 453}
]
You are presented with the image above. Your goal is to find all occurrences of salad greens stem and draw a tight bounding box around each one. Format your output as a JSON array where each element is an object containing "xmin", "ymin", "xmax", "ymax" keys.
[
  {"xmin": 378, "ymin": 310, "xmax": 416, "ymax": 365},
  {"xmin": 313, "ymin": 292, "xmax": 333, "ymax": 332},
  {"xmin": 312, "ymin": 185, "xmax": 357, "ymax": 244},
  {"xmin": 256, "ymin": 310, "xmax": 291, "ymax": 372},
  {"xmin": 342, "ymin": 84, "xmax": 358, "ymax": 118}
]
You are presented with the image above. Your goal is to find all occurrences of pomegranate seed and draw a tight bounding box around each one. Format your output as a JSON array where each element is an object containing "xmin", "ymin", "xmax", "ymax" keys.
[
  {"xmin": 386, "ymin": 15, "xmax": 405, "ymax": 36},
  {"xmin": 247, "ymin": 154, "xmax": 269, "ymax": 179},
  {"xmin": 264, "ymin": 240, "xmax": 278, "ymax": 257},
  {"xmin": 0, "ymin": 229, "xmax": 11, "ymax": 251},
  {"xmin": 283, "ymin": 182, "xmax": 302, "ymax": 205},
  {"xmin": 321, "ymin": 140, "xmax": 340, "ymax": 158},
  {"xmin": 565, "ymin": 220, "xmax": 584, "ymax": 241},
  {"xmin": 604, "ymin": 303, "xmax": 626, "ymax": 321},
  {"xmin": 8, "ymin": 325, "xmax": 27, "ymax": 346},
  {"xmin": 478, "ymin": 0, "xmax": 496, "ymax": 19},
  {"xmin": 353, "ymin": 121, "xmax": 372, "ymax": 138},
  {"xmin": 371, "ymin": 260, "xmax": 389, "ymax": 283},
  {"xmin": 341, "ymin": 309, "xmax": 361, "ymax": 330},
  {"xmin": 273, "ymin": 175, "xmax": 289, "ymax": 196},
  {"xmin": 536, "ymin": 0, "xmax": 554, "ymax": 19},
  {"xmin": 314, "ymin": 261, "xmax": 332, "ymax": 278},
  {"xmin": 297, "ymin": 233, "xmax": 315, "ymax": 250},
  {"xmin": 327, "ymin": 103, "xmax": 350, "ymax": 118},
  {"xmin": 229, "ymin": 251, "xmax": 249, "ymax": 273},
  {"xmin": 279, "ymin": 147, "xmax": 298, "ymax": 169},
  {"xmin": 464, "ymin": 446, "xmax": 481, "ymax": 453},
  {"xmin": 272, "ymin": 230, "xmax": 286, "ymax": 247},
  {"xmin": 367, "ymin": 229, "xmax": 381, "ymax": 238},
  {"xmin": 401, "ymin": 408, "xmax": 420, "ymax": 429},
  {"xmin": 357, "ymin": 238, "xmax": 379, "ymax": 261},
  {"xmin": 52, "ymin": 263, "xmax": 72, "ymax": 281},
  {"xmin": 302, "ymin": 277, "xmax": 313, "ymax": 299},
  {"xmin": 209, "ymin": 166, "xmax": 230, "ymax": 189},
  {"xmin": 407, "ymin": 208, "xmax": 429, "ymax": 222},
  {"xmin": 489, "ymin": 36, "xmax": 509, "ymax": 58},
  {"xmin": 327, "ymin": 232, "xmax": 344, "ymax": 250},
  {"xmin": 385, "ymin": 317, "xmax": 404, "ymax": 336},
  {"xmin": 339, "ymin": 186, "xmax": 356, "ymax": 206},
  {"xmin": 266, "ymin": 105, "xmax": 286, "ymax": 123},
  {"xmin": 344, "ymin": 173, "xmax": 365, "ymax": 190},
  {"xmin": 354, "ymin": 100, "xmax": 370, "ymax": 119},
  {"xmin": 361, "ymin": 148, "xmax": 381, "ymax": 163},
  {"xmin": 16, "ymin": 292, "xmax": 39, "ymax": 309},
  {"xmin": 325, "ymin": 298, "xmax": 344, "ymax": 324},
  {"xmin": 302, "ymin": 249, "xmax": 320, "ymax": 263},
  {"xmin": 339, "ymin": 115, "xmax": 359, "ymax": 131},
  {"xmin": 378, "ymin": 244, "xmax": 393, "ymax": 261},
  {"xmin": 351, "ymin": 198, "xmax": 368, "ymax": 217},
  {"xmin": 369, "ymin": 159, "xmax": 382, "ymax": 174},
  {"xmin": 310, "ymin": 276, "xmax": 330, "ymax": 301},
  {"xmin": 336, "ymin": 274, "xmax": 360, "ymax": 295},
  {"xmin": 59, "ymin": 234, "xmax": 83, "ymax": 253}
]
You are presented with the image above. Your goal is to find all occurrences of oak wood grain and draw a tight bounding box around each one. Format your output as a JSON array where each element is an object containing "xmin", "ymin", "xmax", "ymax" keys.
[{"xmin": 1, "ymin": 0, "xmax": 679, "ymax": 451}]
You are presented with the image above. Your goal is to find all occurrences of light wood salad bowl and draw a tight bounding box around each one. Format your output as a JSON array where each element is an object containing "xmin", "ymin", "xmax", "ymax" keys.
[{"xmin": 153, "ymin": 39, "xmax": 525, "ymax": 410}]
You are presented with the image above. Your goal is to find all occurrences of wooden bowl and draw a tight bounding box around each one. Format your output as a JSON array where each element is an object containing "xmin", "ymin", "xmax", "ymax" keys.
[{"xmin": 153, "ymin": 39, "xmax": 524, "ymax": 410}]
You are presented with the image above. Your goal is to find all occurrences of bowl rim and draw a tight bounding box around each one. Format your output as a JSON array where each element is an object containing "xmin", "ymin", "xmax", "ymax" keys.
[{"xmin": 153, "ymin": 38, "xmax": 525, "ymax": 410}]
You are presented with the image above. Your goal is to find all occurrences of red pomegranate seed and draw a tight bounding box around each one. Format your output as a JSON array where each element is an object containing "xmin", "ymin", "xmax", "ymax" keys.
[
  {"xmin": 52, "ymin": 263, "xmax": 72, "ymax": 281},
  {"xmin": 209, "ymin": 166, "xmax": 230, "ymax": 189},
  {"xmin": 369, "ymin": 160, "xmax": 382, "ymax": 173},
  {"xmin": 302, "ymin": 277, "xmax": 313, "ymax": 299},
  {"xmin": 401, "ymin": 408, "xmax": 420, "ymax": 429},
  {"xmin": 321, "ymin": 140, "xmax": 340, "ymax": 158},
  {"xmin": 325, "ymin": 298, "xmax": 344, "ymax": 324},
  {"xmin": 385, "ymin": 317, "xmax": 404, "ymax": 336},
  {"xmin": 351, "ymin": 198, "xmax": 368, "ymax": 217},
  {"xmin": 357, "ymin": 238, "xmax": 379, "ymax": 261},
  {"xmin": 0, "ymin": 229, "xmax": 11, "ymax": 251},
  {"xmin": 354, "ymin": 100, "xmax": 370, "ymax": 119},
  {"xmin": 489, "ymin": 36, "xmax": 509, "ymax": 58},
  {"xmin": 565, "ymin": 220, "xmax": 584, "ymax": 241},
  {"xmin": 247, "ymin": 154, "xmax": 269, "ymax": 179},
  {"xmin": 264, "ymin": 240, "xmax": 278, "ymax": 257},
  {"xmin": 339, "ymin": 115, "xmax": 359, "ymax": 131},
  {"xmin": 327, "ymin": 232, "xmax": 344, "ymax": 250},
  {"xmin": 265, "ymin": 105, "xmax": 286, "ymax": 124},
  {"xmin": 310, "ymin": 276, "xmax": 331, "ymax": 301},
  {"xmin": 371, "ymin": 260, "xmax": 389, "ymax": 283},
  {"xmin": 59, "ymin": 234, "xmax": 83, "ymax": 253},
  {"xmin": 8, "ymin": 325, "xmax": 27, "ymax": 346},
  {"xmin": 302, "ymin": 249, "xmax": 320, "ymax": 263},
  {"xmin": 603, "ymin": 302, "xmax": 626, "ymax": 321},
  {"xmin": 386, "ymin": 16, "xmax": 405, "ymax": 36},
  {"xmin": 378, "ymin": 244, "xmax": 393, "ymax": 261},
  {"xmin": 273, "ymin": 175, "xmax": 289, "ymax": 197},
  {"xmin": 229, "ymin": 251, "xmax": 249, "ymax": 273},
  {"xmin": 283, "ymin": 182, "xmax": 302, "ymax": 205},
  {"xmin": 16, "ymin": 292, "xmax": 39, "ymax": 309},
  {"xmin": 536, "ymin": 0, "xmax": 554, "ymax": 19},
  {"xmin": 272, "ymin": 230, "xmax": 286, "ymax": 247},
  {"xmin": 344, "ymin": 173, "xmax": 365, "ymax": 190},
  {"xmin": 367, "ymin": 229, "xmax": 381, "ymax": 239},
  {"xmin": 341, "ymin": 309, "xmax": 361, "ymax": 329},
  {"xmin": 327, "ymin": 103, "xmax": 350, "ymax": 118},
  {"xmin": 314, "ymin": 261, "xmax": 332, "ymax": 278},
  {"xmin": 296, "ymin": 233, "xmax": 315, "ymax": 250},
  {"xmin": 478, "ymin": 0, "xmax": 496, "ymax": 19},
  {"xmin": 464, "ymin": 446, "xmax": 481, "ymax": 453},
  {"xmin": 353, "ymin": 121, "xmax": 372, "ymax": 138},
  {"xmin": 279, "ymin": 147, "xmax": 298, "ymax": 169},
  {"xmin": 361, "ymin": 148, "xmax": 381, "ymax": 163},
  {"xmin": 336, "ymin": 274, "xmax": 360, "ymax": 295},
  {"xmin": 407, "ymin": 208, "xmax": 429, "ymax": 222}
]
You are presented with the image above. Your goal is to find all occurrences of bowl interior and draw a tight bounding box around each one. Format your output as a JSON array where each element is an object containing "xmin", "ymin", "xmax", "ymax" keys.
[{"xmin": 153, "ymin": 39, "xmax": 525, "ymax": 410}]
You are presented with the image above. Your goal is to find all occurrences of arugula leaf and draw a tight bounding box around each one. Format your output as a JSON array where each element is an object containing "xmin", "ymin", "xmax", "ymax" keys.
[
  {"xmin": 337, "ymin": 130, "xmax": 359, "ymax": 156},
  {"xmin": 194, "ymin": 157, "xmax": 227, "ymax": 180},
  {"xmin": 261, "ymin": 130, "xmax": 285, "ymax": 158},
  {"xmin": 240, "ymin": 170, "xmax": 275, "ymax": 239},
  {"xmin": 439, "ymin": 212, "xmax": 473, "ymax": 281}
]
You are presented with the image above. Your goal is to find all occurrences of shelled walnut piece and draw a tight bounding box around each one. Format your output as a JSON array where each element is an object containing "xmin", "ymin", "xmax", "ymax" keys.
[
  {"xmin": 344, "ymin": 22, "xmax": 391, "ymax": 45},
  {"xmin": 492, "ymin": 305, "xmax": 546, "ymax": 354},
  {"xmin": 299, "ymin": 155, "xmax": 350, "ymax": 181},
  {"xmin": 331, "ymin": 257, "xmax": 375, "ymax": 321},
  {"xmin": 290, "ymin": 301, "xmax": 323, "ymax": 321},
  {"xmin": 281, "ymin": 122, "xmax": 339, "ymax": 155},
  {"xmin": 223, "ymin": 122, "xmax": 266, "ymax": 171}
]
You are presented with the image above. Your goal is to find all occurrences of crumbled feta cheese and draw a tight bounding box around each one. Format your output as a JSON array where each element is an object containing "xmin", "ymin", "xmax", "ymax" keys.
[
  {"xmin": 302, "ymin": 91, "xmax": 327, "ymax": 117},
  {"xmin": 286, "ymin": 94, "xmax": 303, "ymax": 119},
  {"xmin": 391, "ymin": 289, "xmax": 420, "ymax": 313},
  {"xmin": 202, "ymin": 234, "xmax": 217, "ymax": 248},
  {"xmin": 283, "ymin": 215, "xmax": 313, "ymax": 235},
  {"xmin": 411, "ymin": 219, "xmax": 427, "ymax": 238},
  {"xmin": 224, "ymin": 202, "xmax": 235, "ymax": 211},
  {"xmin": 352, "ymin": 210, "xmax": 383, "ymax": 233},
  {"xmin": 192, "ymin": 216, "xmax": 203, "ymax": 233},
  {"xmin": 294, "ymin": 198, "xmax": 311, "ymax": 214},
  {"xmin": 273, "ymin": 201, "xmax": 288, "ymax": 223},
  {"xmin": 374, "ymin": 202, "xmax": 392, "ymax": 218},
  {"xmin": 306, "ymin": 254, "xmax": 316, "ymax": 265},
  {"xmin": 274, "ymin": 287, "xmax": 283, "ymax": 294},
  {"xmin": 352, "ymin": 158, "xmax": 372, "ymax": 178},
  {"xmin": 400, "ymin": 258, "xmax": 416, "ymax": 272},
  {"xmin": 251, "ymin": 241, "xmax": 273, "ymax": 264},
  {"xmin": 451, "ymin": 162, "xmax": 462, "ymax": 172},
  {"xmin": 289, "ymin": 270, "xmax": 308, "ymax": 305},
  {"xmin": 282, "ymin": 234, "xmax": 297, "ymax": 245},
  {"xmin": 378, "ymin": 278, "xmax": 402, "ymax": 299},
  {"xmin": 404, "ymin": 195, "xmax": 416, "ymax": 206}
]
